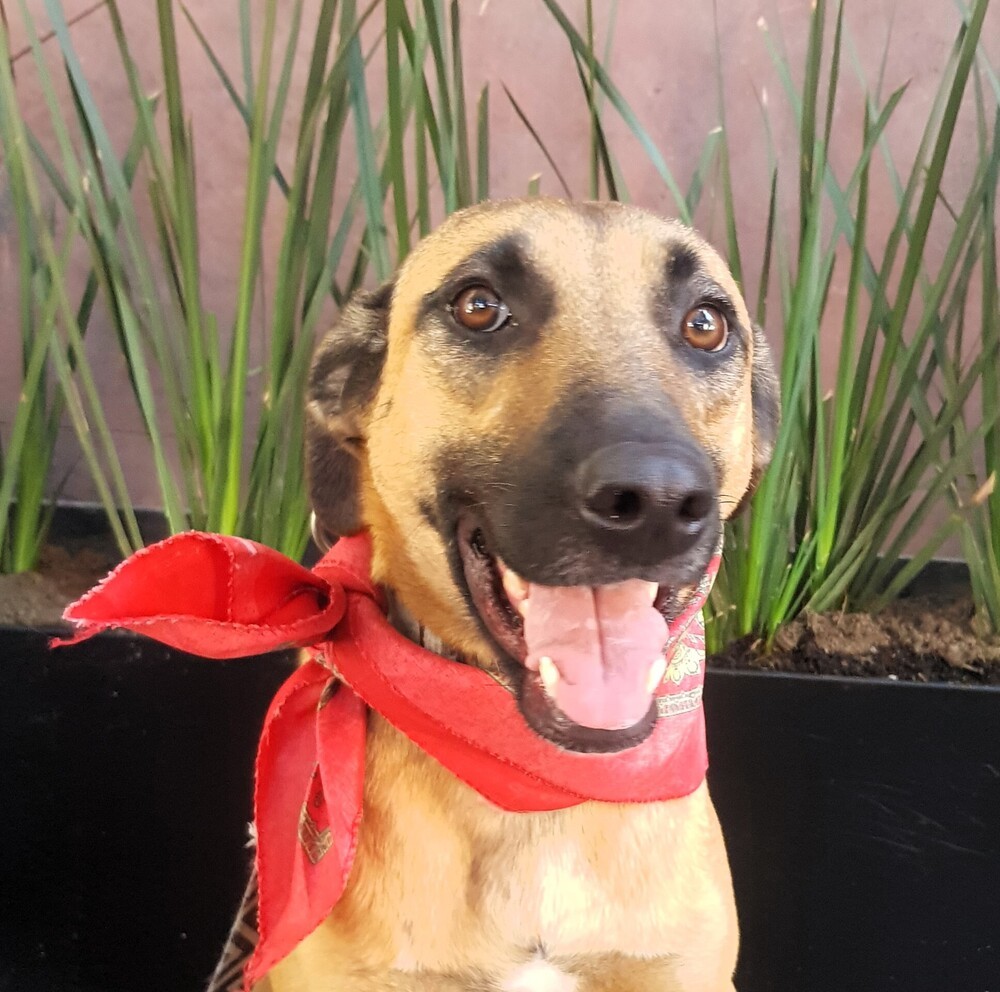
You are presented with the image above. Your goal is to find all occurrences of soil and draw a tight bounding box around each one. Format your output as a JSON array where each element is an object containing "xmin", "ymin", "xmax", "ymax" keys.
[
  {"xmin": 4, "ymin": 539, "xmax": 1000, "ymax": 684},
  {"xmin": 0, "ymin": 542, "xmax": 118, "ymax": 628},
  {"xmin": 710, "ymin": 589, "xmax": 1000, "ymax": 685}
]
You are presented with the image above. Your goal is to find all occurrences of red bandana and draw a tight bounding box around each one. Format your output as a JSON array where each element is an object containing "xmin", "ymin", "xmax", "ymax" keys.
[{"xmin": 58, "ymin": 532, "xmax": 717, "ymax": 988}]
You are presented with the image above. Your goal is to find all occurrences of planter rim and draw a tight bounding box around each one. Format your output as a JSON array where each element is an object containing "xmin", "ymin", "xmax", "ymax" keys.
[
  {"xmin": 707, "ymin": 666, "xmax": 1000, "ymax": 691},
  {"xmin": 9, "ymin": 625, "xmax": 997, "ymax": 691}
]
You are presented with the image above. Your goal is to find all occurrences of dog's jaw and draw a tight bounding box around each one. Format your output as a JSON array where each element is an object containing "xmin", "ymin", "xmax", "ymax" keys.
[{"xmin": 453, "ymin": 513, "xmax": 711, "ymax": 754}]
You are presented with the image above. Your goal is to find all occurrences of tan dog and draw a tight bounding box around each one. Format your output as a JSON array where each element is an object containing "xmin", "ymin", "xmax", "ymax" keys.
[{"xmin": 266, "ymin": 198, "xmax": 779, "ymax": 992}]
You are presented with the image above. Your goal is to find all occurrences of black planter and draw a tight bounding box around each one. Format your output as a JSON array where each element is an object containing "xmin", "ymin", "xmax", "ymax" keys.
[
  {"xmin": 3, "ymin": 622, "xmax": 998, "ymax": 992},
  {"xmin": 0, "ymin": 626, "xmax": 294, "ymax": 992},
  {"xmin": 706, "ymin": 669, "xmax": 1000, "ymax": 992}
]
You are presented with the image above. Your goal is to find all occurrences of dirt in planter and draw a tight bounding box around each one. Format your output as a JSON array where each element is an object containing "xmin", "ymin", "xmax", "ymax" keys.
[
  {"xmin": 6, "ymin": 539, "xmax": 1000, "ymax": 685},
  {"xmin": 0, "ymin": 543, "xmax": 119, "ymax": 628},
  {"xmin": 710, "ymin": 589, "xmax": 1000, "ymax": 685}
]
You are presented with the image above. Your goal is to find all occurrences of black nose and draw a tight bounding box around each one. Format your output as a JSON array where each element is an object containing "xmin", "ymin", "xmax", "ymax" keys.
[{"xmin": 575, "ymin": 441, "xmax": 717, "ymax": 558}]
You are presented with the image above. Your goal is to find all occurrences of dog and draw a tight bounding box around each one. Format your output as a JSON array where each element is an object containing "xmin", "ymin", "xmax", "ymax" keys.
[{"xmin": 264, "ymin": 197, "xmax": 779, "ymax": 992}]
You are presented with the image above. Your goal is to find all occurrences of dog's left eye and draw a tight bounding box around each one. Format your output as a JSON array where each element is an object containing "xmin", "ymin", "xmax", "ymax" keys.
[
  {"xmin": 681, "ymin": 305, "xmax": 729, "ymax": 352},
  {"xmin": 449, "ymin": 285, "xmax": 512, "ymax": 333}
]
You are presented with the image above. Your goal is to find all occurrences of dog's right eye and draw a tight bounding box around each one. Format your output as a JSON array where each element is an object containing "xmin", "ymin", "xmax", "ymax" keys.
[
  {"xmin": 449, "ymin": 285, "xmax": 512, "ymax": 333},
  {"xmin": 681, "ymin": 305, "xmax": 729, "ymax": 353}
]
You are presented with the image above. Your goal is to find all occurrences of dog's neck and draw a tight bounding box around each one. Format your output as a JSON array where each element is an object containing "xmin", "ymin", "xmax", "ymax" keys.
[{"xmin": 384, "ymin": 590, "xmax": 465, "ymax": 663}]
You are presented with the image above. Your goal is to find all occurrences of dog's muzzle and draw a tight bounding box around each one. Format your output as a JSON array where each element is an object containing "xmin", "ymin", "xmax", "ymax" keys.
[
  {"xmin": 574, "ymin": 438, "xmax": 716, "ymax": 563},
  {"xmin": 450, "ymin": 395, "xmax": 722, "ymax": 752}
]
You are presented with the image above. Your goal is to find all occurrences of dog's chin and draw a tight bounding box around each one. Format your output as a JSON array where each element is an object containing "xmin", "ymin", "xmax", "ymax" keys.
[{"xmin": 455, "ymin": 515, "xmax": 698, "ymax": 755}]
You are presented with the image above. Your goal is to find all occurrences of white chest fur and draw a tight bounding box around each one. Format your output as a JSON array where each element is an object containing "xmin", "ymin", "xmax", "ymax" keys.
[{"xmin": 501, "ymin": 954, "xmax": 578, "ymax": 992}]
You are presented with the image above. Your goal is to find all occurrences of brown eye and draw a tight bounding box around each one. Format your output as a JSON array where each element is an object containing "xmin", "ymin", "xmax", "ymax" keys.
[
  {"xmin": 449, "ymin": 285, "xmax": 512, "ymax": 333},
  {"xmin": 682, "ymin": 305, "xmax": 729, "ymax": 352}
]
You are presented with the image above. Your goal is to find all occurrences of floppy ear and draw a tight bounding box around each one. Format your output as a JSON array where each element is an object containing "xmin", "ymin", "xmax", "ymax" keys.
[
  {"xmin": 306, "ymin": 281, "xmax": 393, "ymax": 541},
  {"xmin": 732, "ymin": 323, "xmax": 781, "ymax": 517}
]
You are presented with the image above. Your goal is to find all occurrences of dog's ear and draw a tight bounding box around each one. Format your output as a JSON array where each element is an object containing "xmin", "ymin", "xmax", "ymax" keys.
[
  {"xmin": 306, "ymin": 281, "xmax": 393, "ymax": 541},
  {"xmin": 731, "ymin": 323, "xmax": 781, "ymax": 516}
]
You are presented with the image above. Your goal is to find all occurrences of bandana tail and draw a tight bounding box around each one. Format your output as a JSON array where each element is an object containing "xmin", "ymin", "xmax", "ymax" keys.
[{"xmin": 247, "ymin": 659, "xmax": 367, "ymax": 987}]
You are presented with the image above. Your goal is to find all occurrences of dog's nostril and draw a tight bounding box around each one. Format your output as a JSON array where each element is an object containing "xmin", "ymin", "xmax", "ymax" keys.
[
  {"xmin": 678, "ymin": 490, "xmax": 714, "ymax": 524},
  {"xmin": 610, "ymin": 489, "xmax": 642, "ymax": 522},
  {"xmin": 586, "ymin": 486, "xmax": 645, "ymax": 527}
]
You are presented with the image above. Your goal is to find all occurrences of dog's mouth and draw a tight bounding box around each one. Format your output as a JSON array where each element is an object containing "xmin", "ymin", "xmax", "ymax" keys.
[{"xmin": 457, "ymin": 517, "xmax": 680, "ymax": 753}]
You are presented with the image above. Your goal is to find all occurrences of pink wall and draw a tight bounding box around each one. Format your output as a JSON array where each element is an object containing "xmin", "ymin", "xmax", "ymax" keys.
[{"xmin": 2, "ymin": 0, "xmax": 996, "ymax": 508}]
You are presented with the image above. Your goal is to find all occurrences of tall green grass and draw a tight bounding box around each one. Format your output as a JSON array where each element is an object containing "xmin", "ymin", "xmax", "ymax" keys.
[
  {"xmin": 5, "ymin": 0, "xmax": 997, "ymax": 643},
  {"xmin": 10, "ymin": 0, "xmax": 492, "ymax": 561},
  {"xmin": 710, "ymin": 0, "xmax": 999, "ymax": 647},
  {"xmin": 541, "ymin": 0, "xmax": 998, "ymax": 643},
  {"xmin": 0, "ymin": 21, "xmax": 60, "ymax": 573},
  {"xmin": 955, "ymin": 48, "xmax": 1000, "ymax": 635},
  {"xmin": 0, "ymin": 13, "xmax": 148, "ymax": 571}
]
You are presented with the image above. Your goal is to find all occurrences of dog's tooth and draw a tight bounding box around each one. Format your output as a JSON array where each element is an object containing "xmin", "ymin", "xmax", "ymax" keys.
[
  {"xmin": 501, "ymin": 568, "xmax": 530, "ymax": 604},
  {"xmin": 646, "ymin": 655, "xmax": 668, "ymax": 692},
  {"xmin": 539, "ymin": 655, "xmax": 560, "ymax": 694},
  {"xmin": 644, "ymin": 582, "xmax": 659, "ymax": 603}
]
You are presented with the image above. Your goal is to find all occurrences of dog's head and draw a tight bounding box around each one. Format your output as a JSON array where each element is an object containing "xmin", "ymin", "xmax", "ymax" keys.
[{"xmin": 307, "ymin": 199, "xmax": 779, "ymax": 751}]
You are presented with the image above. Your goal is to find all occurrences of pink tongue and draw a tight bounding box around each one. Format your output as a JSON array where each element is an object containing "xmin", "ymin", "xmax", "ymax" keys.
[{"xmin": 523, "ymin": 581, "xmax": 668, "ymax": 731}]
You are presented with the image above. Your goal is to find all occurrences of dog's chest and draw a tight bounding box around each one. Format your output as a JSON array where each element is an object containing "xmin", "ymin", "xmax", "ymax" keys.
[
  {"xmin": 469, "ymin": 825, "xmax": 668, "ymax": 954},
  {"xmin": 377, "ymin": 799, "xmax": 677, "ymax": 963},
  {"xmin": 356, "ymin": 717, "xmax": 702, "ymax": 973}
]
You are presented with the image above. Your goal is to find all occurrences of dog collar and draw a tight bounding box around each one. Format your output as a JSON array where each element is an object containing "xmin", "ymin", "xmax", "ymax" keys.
[{"xmin": 58, "ymin": 531, "xmax": 717, "ymax": 987}]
